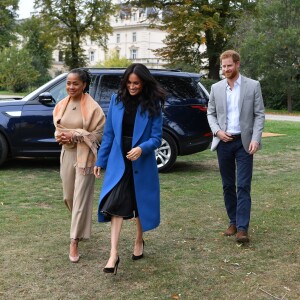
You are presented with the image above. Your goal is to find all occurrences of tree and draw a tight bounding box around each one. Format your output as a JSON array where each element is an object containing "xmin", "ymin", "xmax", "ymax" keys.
[
  {"xmin": 231, "ymin": 0, "xmax": 300, "ymax": 112},
  {"xmin": 0, "ymin": 46, "xmax": 39, "ymax": 92},
  {"xmin": 95, "ymin": 50, "xmax": 131, "ymax": 68},
  {"xmin": 17, "ymin": 16, "xmax": 55, "ymax": 86},
  {"xmin": 163, "ymin": 61, "xmax": 199, "ymax": 73},
  {"xmin": 0, "ymin": 0, "xmax": 18, "ymax": 49},
  {"xmin": 127, "ymin": 0, "xmax": 257, "ymax": 79},
  {"xmin": 34, "ymin": 0, "xmax": 115, "ymax": 69}
]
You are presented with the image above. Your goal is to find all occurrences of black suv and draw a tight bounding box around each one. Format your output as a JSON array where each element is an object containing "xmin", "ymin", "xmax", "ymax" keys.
[{"xmin": 0, "ymin": 68, "xmax": 212, "ymax": 172}]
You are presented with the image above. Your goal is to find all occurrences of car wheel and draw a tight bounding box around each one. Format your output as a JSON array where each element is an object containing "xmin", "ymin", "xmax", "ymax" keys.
[
  {"xmin": 0, "ymin": 134, "xmax": 8, "ymax": 166},
  {"xmin": 155, "ymin": 132, "xmax": 178, "ymax": 173}
]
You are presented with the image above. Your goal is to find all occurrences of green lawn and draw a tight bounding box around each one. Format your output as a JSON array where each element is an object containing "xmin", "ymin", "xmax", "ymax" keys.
[
  {"xmin": 0, "ymin": 91, "xmax": 26, "ymax": 97},
  {"xmin": 0, "ymin": 120, "xmax": 299, "ymax": 300}
]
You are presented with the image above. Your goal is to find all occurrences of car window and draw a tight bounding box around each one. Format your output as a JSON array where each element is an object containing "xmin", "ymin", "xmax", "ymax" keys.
[
  {"xmin": 197, "ymin": 82, "xmax": 209, "ymax": 99},
  {"xmin": 89, "ymin": 75, "xmax": 100, "ymax": 99},
  {"xmin": 49, "ymin": 79, "xmax": 68, "ymax": 103},
  {"xmin": 155, "ymin": 75, "xmax": 201, "ymax": 100},
  {"xmin": 93, "ymin": 75, "xmax": 122, "ymax": 111},
  {"xmin": 99, "ymin": 75, "xmax": 122, "ymax": 101}
]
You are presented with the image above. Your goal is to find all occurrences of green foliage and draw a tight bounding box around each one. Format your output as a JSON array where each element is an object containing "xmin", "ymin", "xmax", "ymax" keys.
[
  {"xmin": 0, "ymin": 46, "xmax": 39, "ymax": 92},
  {"xmin": 128, "ymin": 0, "xmax": 257, "ymax": 80},
  {"xmin": 200, "ymin": 78, "xmax": 218, "ymax": 93},
  {"xmin": 231, "ymin": 0, "xmax": 300, "ymax": 112},
  {"xmin": 0, "ymin": 0, "xmax": 18, "ymax": 49},
  {"xmin": 94, "ymin": 50, "xmax": 131, "ymax": 68},
  {"xmin": 35, "ymin": 0, "xmax": 115, "ymax": 69},
  {"xmin": 164, "ymin": 61, "xmax": 198, "ymax": 73},
  {"xmin": 17, "ymin": 16, "xmax": 54, "ymax": 86}
]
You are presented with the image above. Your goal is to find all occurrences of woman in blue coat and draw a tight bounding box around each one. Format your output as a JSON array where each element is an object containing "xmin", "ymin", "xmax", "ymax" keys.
[{"xmin": 94, "ymin": 63, "xmax": 166, "ymax": 275}]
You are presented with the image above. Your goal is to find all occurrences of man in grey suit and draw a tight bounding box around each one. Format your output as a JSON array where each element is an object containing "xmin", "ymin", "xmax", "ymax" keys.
[{"xmin": 207, "ymin": 50, "xmax": 265, "ymax": 243}]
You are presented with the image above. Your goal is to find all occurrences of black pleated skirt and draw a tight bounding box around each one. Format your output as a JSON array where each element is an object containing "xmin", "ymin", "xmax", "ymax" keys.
[{"xmin": 100, "ymin": 136, "xmax": 138, "ymax": 220}]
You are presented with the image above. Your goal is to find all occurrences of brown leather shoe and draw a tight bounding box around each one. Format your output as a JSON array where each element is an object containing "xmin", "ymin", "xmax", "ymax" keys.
[
  {"xmin": 223, "ymin": 224, "xmax": 237, "ymax": 236},
  {"xmin": 236, "ymin": 230, "xmax": 249, "ymax": 243}
]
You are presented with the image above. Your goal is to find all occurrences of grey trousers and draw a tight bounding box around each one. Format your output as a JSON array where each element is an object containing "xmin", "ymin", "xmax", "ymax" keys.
[{"xmin": 60, "ymin": 147, "xmax": 95, "ymax": 239}]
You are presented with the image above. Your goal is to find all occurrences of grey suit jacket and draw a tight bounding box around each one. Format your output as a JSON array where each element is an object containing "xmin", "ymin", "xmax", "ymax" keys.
[{"xmin": 207, "ymin": 75, "xmax": 265, "ymax": 152}]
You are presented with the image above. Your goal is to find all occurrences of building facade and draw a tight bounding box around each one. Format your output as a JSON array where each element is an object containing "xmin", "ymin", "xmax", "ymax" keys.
[{"xmin": 51, "ymin": 6, "xmax": 168, "ymax": 76}]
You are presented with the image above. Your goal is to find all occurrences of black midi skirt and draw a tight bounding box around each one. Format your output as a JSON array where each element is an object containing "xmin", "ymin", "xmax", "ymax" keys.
[{"xmin": 100, "ymin": 136, "xmax": 138, "ymax": 220}]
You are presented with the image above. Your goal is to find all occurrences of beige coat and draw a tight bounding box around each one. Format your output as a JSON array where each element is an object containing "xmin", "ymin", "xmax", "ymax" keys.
[{"xmin": 53, "ymin": 93, "xmax": 106, "ymax": 174}]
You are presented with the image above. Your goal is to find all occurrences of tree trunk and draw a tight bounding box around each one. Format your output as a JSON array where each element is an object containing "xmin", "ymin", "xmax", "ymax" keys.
[
  {"xmin": 205, "ymin": 29, "xmax": 221, "ymax": 81},
  {"xmin": 208, "ymin": 58, "xmax": 220, "ymax": 80},
  {"xmin": 287, "ymin": 88, "xmax": 293, "ymax": 113}
]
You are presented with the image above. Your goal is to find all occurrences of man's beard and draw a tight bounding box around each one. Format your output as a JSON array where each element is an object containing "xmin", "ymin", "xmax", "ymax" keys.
[{"xmin": 224, "ymin": 69, "xmax": 238, "ymax": 79}]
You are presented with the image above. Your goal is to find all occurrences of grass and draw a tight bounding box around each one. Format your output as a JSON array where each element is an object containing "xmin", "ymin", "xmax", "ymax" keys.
[
  {"xmin": 0, "ymin": 91, "xmax": 26, "ymax": 97},
  {"xmin": 0, "ymin": 120, "xmax": 300, "ymax": 300},
  {"xmin": 265, "ymin": 109, "xmax": 300, "ymax": 116}
]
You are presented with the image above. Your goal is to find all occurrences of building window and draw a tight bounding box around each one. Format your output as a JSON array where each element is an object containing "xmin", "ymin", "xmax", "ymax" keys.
[
  {"xmin": 58, "ymin": 50, "xmax": 64, "ymax": 62},
  {"xmin": 132, "ymin": 13, "xmax": 137, "ymax": 21},
  {"xmin": 130, "ymin": 49, "xmax": 137, "ymax": 59},
  {"xmin": 116, "ymin": 34, "xmax": 120, "ymax": 43},
  {"xmin": 90, "ymin": 51, "xmax": 95, "ymax": 62},
  {"xmin": 132, "ymin": 32, "xmax": 136, "ymax": 42}
]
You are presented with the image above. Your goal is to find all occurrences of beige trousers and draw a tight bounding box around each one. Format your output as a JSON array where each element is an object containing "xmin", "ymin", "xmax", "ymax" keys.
[{"xmin": 60, "ymin": 147, "xmax": 95, "ymax": 239}]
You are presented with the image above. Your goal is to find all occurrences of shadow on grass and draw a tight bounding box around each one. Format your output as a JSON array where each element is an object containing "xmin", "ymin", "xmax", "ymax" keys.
[
  {"xmin": 1, "ymin": 156, "xmax": 218, "ymax": 173},
  {"xmin": 1, "ymin": 157, "xmax": 60, "ymax": 170},
  {"xmin": 2, "ymin": 159, "xmax": 207, "ymax": 173},
  {"xmin": 168, "ymin": 160, "xmax": 218, "ymax": 173}
]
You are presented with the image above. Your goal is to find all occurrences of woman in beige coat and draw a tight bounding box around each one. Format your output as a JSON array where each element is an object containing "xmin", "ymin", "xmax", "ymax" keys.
[{"xmin": 53, "ymin": 69, "xmax": 105, "ymax": 262}]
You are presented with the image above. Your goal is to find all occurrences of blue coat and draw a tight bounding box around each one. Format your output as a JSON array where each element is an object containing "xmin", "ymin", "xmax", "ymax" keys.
[{"xmin": 95, "ymin": 94, "xmax": 162, "ymax": 232}]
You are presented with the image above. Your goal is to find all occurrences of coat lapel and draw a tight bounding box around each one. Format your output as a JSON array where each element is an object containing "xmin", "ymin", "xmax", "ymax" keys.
[
  {"xmin": 113, "ymin": 101, "xmax": 125, "ymax": 145},
  {"xmin": 132, "ymin": 105, "xmax": 149, "ymax": 146},
  {"xmin": 239, "ymin": 76, "xmax": 247, "ymax": 113},
  {"xmin": 220, "ymin": 79, "xmax": 227, "ymax": 118}
]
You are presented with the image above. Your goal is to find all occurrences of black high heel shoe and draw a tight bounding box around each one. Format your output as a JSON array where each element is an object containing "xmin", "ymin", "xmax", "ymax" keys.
[
  {"xmin": 103, "ymin": 256, "xmax": 120, "ymax": 275},
  {"xmin": 132, "ymin": 240, "xmax": 144, "ymax": 260}
]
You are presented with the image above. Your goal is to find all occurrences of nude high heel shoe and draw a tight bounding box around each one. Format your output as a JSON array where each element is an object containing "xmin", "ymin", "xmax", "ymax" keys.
[{"xmin": 69, "ymin": 238, "xmax": 80, "ymax": 263}]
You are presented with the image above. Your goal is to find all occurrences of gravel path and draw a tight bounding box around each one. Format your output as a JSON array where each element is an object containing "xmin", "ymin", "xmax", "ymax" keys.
[{"xmin": 265, "ymin": 114, "xmax": 300, "ymax": 122}]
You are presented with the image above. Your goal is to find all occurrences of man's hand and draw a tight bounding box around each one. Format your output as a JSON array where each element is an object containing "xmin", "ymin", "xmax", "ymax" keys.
[
  {"xmin": 216, "ymin": 130, "xmax": 234, "ymax": 142},
  {"xmin": 249, "ymin": 141, "xmax": 259, "ymax": 155}
]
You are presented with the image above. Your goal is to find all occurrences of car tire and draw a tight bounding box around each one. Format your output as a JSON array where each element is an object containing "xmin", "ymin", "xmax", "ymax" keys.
[
  {"xmin": 156, "ymin": 132, "xmax": 178, "ymax": 173},
  {"xmin": 0, "ymin": 134, "xmax": 8, "ymax": 166}
]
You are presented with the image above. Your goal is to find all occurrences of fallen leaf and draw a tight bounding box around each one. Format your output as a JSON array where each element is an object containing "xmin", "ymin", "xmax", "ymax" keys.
[{"xmin": 231, "ymin": 263, "xmax": 240, "ymax": 267}]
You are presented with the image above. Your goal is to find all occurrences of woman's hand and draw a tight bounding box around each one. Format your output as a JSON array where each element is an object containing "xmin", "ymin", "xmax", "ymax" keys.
[
  {"xmin": 55, "ymin": 132, "xmax": 73, "ymax": 145},
  {"xmin": 126, "ymin": 146, "xmax": 142, "ymax": 161},
  {"xmin": 55, "ymin": 133, "xmax": 63, "ymax": 144},
  {"xmin": 94, "ymin": 166, "xmax": 102, "ymax": 178}
]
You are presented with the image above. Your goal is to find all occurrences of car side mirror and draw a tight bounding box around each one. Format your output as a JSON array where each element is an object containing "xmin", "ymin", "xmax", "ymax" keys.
[{"xmin": 39, "ymin": 92, "xmax": 55, "ymax": 105}]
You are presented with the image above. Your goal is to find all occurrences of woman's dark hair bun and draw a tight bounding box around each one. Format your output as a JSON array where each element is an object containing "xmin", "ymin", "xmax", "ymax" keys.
[{"xmin": 69, "ymin": 68, "xmax": 92, "ymax": 93}]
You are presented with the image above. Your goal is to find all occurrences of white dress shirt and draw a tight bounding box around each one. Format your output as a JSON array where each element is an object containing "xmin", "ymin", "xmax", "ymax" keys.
[{"xmin": 226, "ymin": 75, "xmax": 241, "ymax": 135}]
